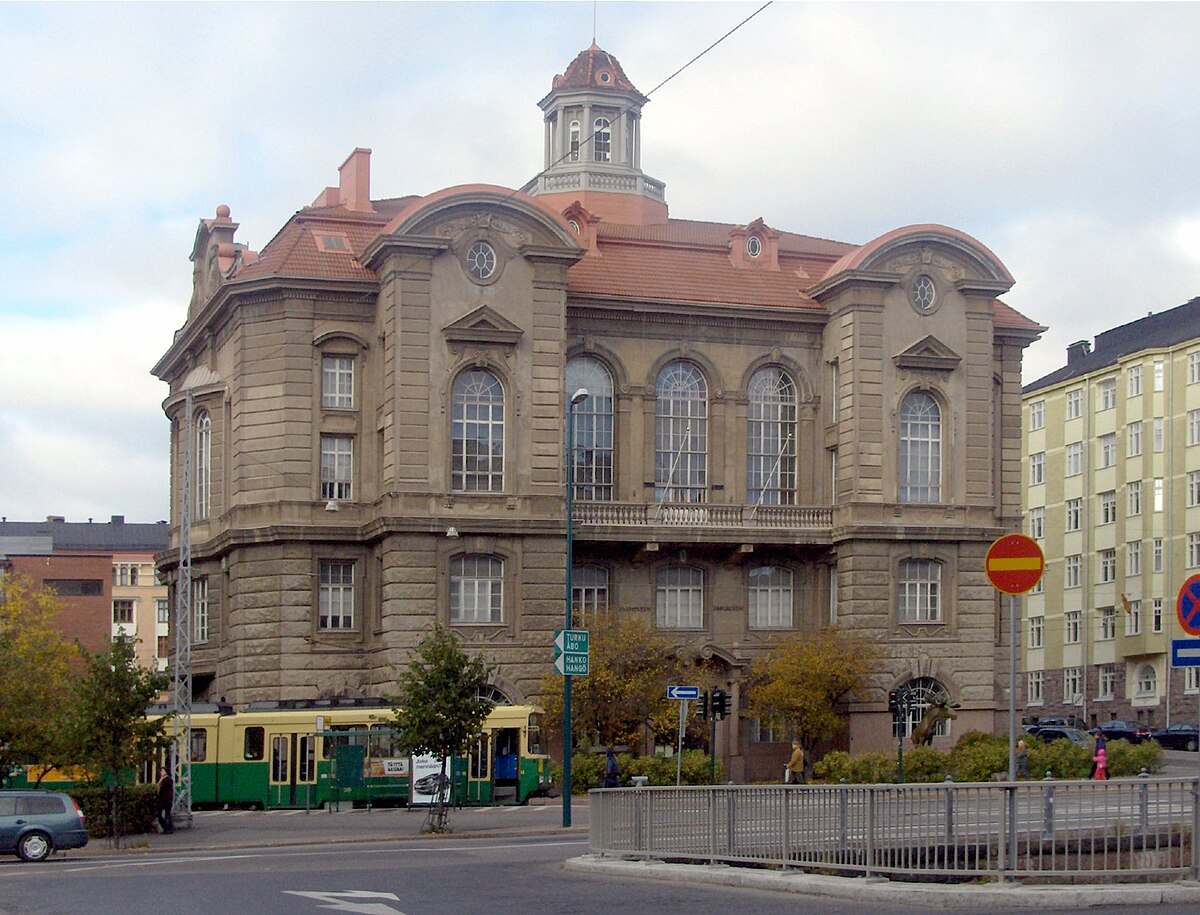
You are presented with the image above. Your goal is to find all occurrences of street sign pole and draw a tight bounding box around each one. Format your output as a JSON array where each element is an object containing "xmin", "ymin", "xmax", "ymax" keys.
[{"xmin": 676, "ymin": 699, "xmax": 687, "ymax": 786}]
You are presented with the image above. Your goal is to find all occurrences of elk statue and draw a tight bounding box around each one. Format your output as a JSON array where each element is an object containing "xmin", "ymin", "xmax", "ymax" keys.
[{"xmin": 911, "ymin": 694, "xmax": 960, "ymax": 747}]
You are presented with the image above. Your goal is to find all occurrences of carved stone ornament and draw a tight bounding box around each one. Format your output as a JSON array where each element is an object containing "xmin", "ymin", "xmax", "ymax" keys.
[
  {"xmin": 885, "ymin": 251, "xmax": 965, "ymax": 281},
  {"xmin": 433, "ymin": 215, "xmax": 532, "ymax": 247}
]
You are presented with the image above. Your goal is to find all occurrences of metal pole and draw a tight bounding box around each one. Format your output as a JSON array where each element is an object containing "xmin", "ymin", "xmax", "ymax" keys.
[
  {"xmin": 563, "ymin": 389, "xmax": 587, "ymax": 829},
  {"xmin": 172, "ymin": 387, "xmax": 194, "ymax": 829},
  {"xmin": 1009, "ymin": 593, "xmax": 1018, "ymax": 782},
  {"xmin": 676, "ymin": 699, "xmax": 686, "ymax": 786},
  {"xmin": 709, "ymin": 692, "xmax": 717, "ymax": 785}
]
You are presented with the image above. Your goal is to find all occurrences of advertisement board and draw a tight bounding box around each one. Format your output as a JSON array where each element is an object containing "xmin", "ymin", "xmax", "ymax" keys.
[{"xmin": 410, "ymin": 754, "xmax": 450, "ymax": 806}]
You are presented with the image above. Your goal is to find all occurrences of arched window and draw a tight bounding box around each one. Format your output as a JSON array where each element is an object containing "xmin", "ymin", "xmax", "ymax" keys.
[
  {"xmin": 895, "ymin": 677, "xmax": 952, "ymax": 739},
  {"xmin": 195, "ymin": 411, "xmax": 211, "ymax": 520},
  {"xmin": 566, "ymin": 356, "xmax": 614, "ymax": 501},
  {"xmin": 571, "ymin": 564, "xmax": 609, "ymax": 628},
  {"xmin": 452, "ymin": 370, "xmax": 504, "ymax": 492},
  {"xmin": 898, "ymin": 559, "xmax": 941, "ymax": 622},
  {"xmin": 656, "ymin": 564, "xmax": 703, "ymax": 629},
  {"xmin": 569, "ymin": 120, "xmax": 581, "ymax": 161},
  {"xmin": 450, "ymin": 554, "xmax": 503, "ymax": 624},
  {"xmin": 593, "ymin": 117, "xmax": 611, "ymax": 162},
  {"xmin": 899, "ymin": 391, "xmax": 941, "ymax": 502},
  {"xmin": 1136, "ymin": 663, "xmax": 1158, "ymax": 697},
  {"xmin": 747, "ymin": 368, "xmax": 797, "ymax": 506},
  {"xmin": 748, "ymin": 565, "xmax": 792, "ymax": 629},
  {"xmin": 655, "ymin": 361, "xmax": 707, "ymax": 503}
]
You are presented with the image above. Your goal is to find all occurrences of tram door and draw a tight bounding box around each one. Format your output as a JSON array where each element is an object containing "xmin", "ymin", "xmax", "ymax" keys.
[
  {"xmin": 492, "ymin": 727, "xmax": 520, "ymax": 804},
  {"xmin": 467, "ymin": 733, "xmax": 492, "ymax": 804},
  {"xmin": 268, "ymin": 732, "xmax": 317, "ymax": 808}
]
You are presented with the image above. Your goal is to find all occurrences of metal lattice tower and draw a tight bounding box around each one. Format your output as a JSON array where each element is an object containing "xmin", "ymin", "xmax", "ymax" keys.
[{"xmin": 171, "ymin": 387, "xmax": 194, "ymax": 828}]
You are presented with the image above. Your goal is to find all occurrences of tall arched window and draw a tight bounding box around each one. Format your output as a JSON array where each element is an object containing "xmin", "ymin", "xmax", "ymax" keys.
[
  {"xmin": 748, "ymin": 565, "xmax": 793, "ymax": 628},
  {"xmin": 656, "ymin": 564, "xmax": 703, "ymax": 629},
  {"xmin": 593, "ymin": 117, "xmax": 611, "ymax": 161},
  {"xmin": 566, "ymin": 356, "xmax": 614, "ymax": 501},
  {"xmin": 452, "ymin": 370, "xmax": 504, "ymax": 492},
  {"xmin": 899, "ymin": 391, "xmax": 941, "ymax": 502},
  {"xmin": 898, "ymin": 559, "xmax": 941, "ymax": 622},
  {"xmin": 895, "ymin": 677, "xmax": 952, "ymax": 739},
  {"xmin": 569, "ymin": 120, "xmax": 581, "ymax": 161},
  {"xmin": 655, "ymin": 361, "xmax": 707, "ymax": 503},
  {"xmin": 747, "ymin": 367, "xmax": 797, "ymax": 506},
  {"xmin": 195, "ymin": 411, "xmax": 211, "ymax": 520}
]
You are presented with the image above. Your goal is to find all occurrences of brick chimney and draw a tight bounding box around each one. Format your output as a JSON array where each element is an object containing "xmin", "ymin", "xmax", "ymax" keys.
[{"xmin": 338, "ymin": 148, "xmax": 373, "ymax": 212}]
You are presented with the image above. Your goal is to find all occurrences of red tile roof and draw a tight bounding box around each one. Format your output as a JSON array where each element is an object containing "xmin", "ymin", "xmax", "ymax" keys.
[{"xmin": 552, "ymin": 43, "xmax": 643, "ymax": 97}]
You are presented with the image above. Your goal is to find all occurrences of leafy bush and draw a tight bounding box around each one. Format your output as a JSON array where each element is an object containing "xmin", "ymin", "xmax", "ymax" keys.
[
  {"xmin": 813, "ymin": 750, "xmax": 896, "ymax": 784},
  {"xmin": 551, "ymin": 749, "xmax": 721, "ymax": 793},
  {"xmin": 1028, "ymin": 738, "xmax": 1090, "ymax": 779},
  {"xmin": 71, "ymin": 783, "xmax": 158, "ymax": 837},
  {"xmin": 1104, "ymin": 738, "xmax": 1163, "ymax": 777},
  {"xmin": 948, "ymin": 733, "xmax": 1008, "ymax": 782}
]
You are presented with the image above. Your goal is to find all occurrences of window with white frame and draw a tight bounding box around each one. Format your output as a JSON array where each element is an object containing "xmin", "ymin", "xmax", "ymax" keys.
[
  {"xmin": 1063, "ymin": 667, "xmax": 1083, "ymax": 703},
  {"xmin": 1128, "ymin": 481, "xmax": 1142, "ymax": 516},
  {"xmin": 1065, "ymin": 610, "xmax": 1081, "ymax": 643},
  {"xmin": 566, "ymin": 356, "xmax": 615, "ymax": 501},
  {"xmin": 195, "ymin": 411, "xmax": 211, "ymax": 520},
  {"xmin": 450, "ymin": 554, "xmax": 504, "ymax": 624},
  {"xmin": 1098, "ymin": 378, "xmax": 1117, "ymax": 411},
  {"xmin": 1154, "ymin": 419, "xmax": 1165, "ymax": 452},
  {"xmin": 1100, "ymin": 491, "xmax": 1117, "ymax": 524},
  {"xmin": 1100, "ymin": 549, "xmax": 1117, "ymax": 582},
  {"xmin": 1187, "ymin": 667, "xmax": 1200, "ymax": 693},
  {"xmin": 1099, "ymin": 665, "xmax": 1116, "ymax": 700},
  {"xmin": 452, "ymin": 370, "xmax": 504, "ymax": 492},
  {"xmin": 1029, "ymin": 507, "xmax": 1045, "ymax": 539},
  {"xmin": 321, "ymin": 355, "xmax": 354, "ymax": 409},
  {"xmin": 571, "ymin": 564, "xmax": 609, "ymax": 628},
  {"xmin": 1126, "ymin": 600, "xmax": 1142, "ymax": 635},
  {"xmin": 1127, "ymin": 421, "xmax": 1142, "ymax": 456},
  {"xmin": 1066, "ymin": 498, "xmax": 1083, "ymax": 532},
  {"xmin": 1154, "ymin": 478, "xmax": 1164, "ymax": 512},
  {"xmin": 1154, "ymin": 360, "xmax": 1165, "ymax": 391},
  {"xmin": 569, "ymin": 120, "xmax": 580, "ymax": 161},
  {"xmin": 655, "ymin": 361, "xmax": 708, "ymax": 503},
  {"xmin": 318, "ymin": 560, "xmax": 354, "ymax": 630},
  {"xmin": 1189, "ymin": 532, "xmax": 1200, "ymax": 568},
  {"xmin": 1190, "ymin": 410, "xmax": 1200, "ymax": 446},
  {"xmin": 748, "ymin": 565, "xmax": 793, "ymax": 629},
  {"xmin": 1099, "ymin": 607, "xmax": 1116, "ymax": 640},
  {"xmin": 1065, "ymin": 442, "xmax": 1083, "ymax": 476},
  {"xmin": 747, "ymin": 367, "xmax": 798, "ymax": 506},
  {"xmin": 656, "ymin": 564, "xmax": 704, "ymax": 629},
  {"xmin": 1030, "ymin": 575, "xmax": 1044, "ymax": 595},
  {"xmin": 1127, "ymin": 541, "xmax": 1141, "ymax": 576},
  {"xmin": 1100, "ymin": 433, "xmax": 1117, "ymax": 467},
  {"xmin": 898, "ymin": 391, "xmax": 941, "ymax": 502},
  {"xmin": 1128, "ymin": 364, "xmax": 1143, "ymax": 397},
  {"xmin": 1066, "ymin": 389, "xmax": 1083, "ymax": 419},
  {"xmin": 1153, "ymin": 598, "xmax": 1163, "ymax": 632},
  {"xmin": 1136, "ymin": 663, "xmax": 1157, "ymax": 697},
  {"xmin": 192, "ymin": 577, "xmax": 209, "ymax": 643},
  {"xmin": 898, "ymin": 559, "xmax": 941, "ymax": 623},
  {"xmin": 1065, "ymin": 554, "xmax": 1082, "ymax": 588},
  {"xmin": 1190, "ymin": 470, "xmax": 1200, "ymax": 507},
  {"xmin": 593, "ymin": 116, "xmax": 611, "ymax": 161},
  {"xmin": 1029, "ymin": 615, "xmax": 1044, "ymax": 648},
  {"xmin": 1027, "ymin": 670, "xmax": 1044, "ymax": 705},
  {"xmin": 320, "ymin": 435, "xmax": 353, "ymax": 501},
  {"xmin": 157, "ymin": 598, "xmax": 169, "ymax": 624},
  {"xmin": 1029, "ymin": 400, "xmax": 1044, "ymax": 431},
  {"xmin": 1191, "ymin": 352, "xmax": 1200, "ymax": 385},
  {"xmin": 1154, "ymin": 538, "xmax": 1164, "ymax": 572},
  {"xmin": 1030, "ymin": 452, "xmax": 1045, "ymax": 485}
]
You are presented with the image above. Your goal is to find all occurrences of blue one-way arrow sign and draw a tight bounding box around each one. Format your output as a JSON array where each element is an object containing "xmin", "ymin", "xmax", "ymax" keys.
[
  {"xmin": 1171, "ymin": 638, "xmax": 1200, "ymax": 668},
  {"xmin": 667, "ymin": 685, "xmax": 701, "ymax": 700}
]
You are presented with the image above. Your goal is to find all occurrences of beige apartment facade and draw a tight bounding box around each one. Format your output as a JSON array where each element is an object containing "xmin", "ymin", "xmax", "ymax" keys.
[
  {"xmin": 1022, "ymin": 297, "xmax": 1200, "ymax": 731},
  {"xmin": 153, "ymin": 45, "xmax": 1043, "ymax": 778}
]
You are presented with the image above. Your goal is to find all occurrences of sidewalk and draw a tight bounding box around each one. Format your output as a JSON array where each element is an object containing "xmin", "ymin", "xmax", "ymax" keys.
[{"xmin": 67, "ymin": 798, "xmax": 588, "ymax": 858}]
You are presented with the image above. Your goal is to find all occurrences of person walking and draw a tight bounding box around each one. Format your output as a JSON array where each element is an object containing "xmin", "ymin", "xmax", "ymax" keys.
[
  {"xmin": 1092, "ymin": 736, "xmax": 1108, "ymax": 781},
  {"xmin": 785, "ymin": 740, "xmax": 806, "ymax": 785},
  {"xmin": 156, "ymin": 770, "xmax": 175, "ymax": 834},
  {"xmin": 602, "ymin": 747, "xmax": 621, "ymax": 788},
  {"xmin": 1016, "ymin": 739, "xmax": 1029, "ymax": 779}
]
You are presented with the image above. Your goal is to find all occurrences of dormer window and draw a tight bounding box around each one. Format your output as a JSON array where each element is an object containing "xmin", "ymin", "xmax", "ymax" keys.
[
  {"xmin": 746, "ymin": 236, "xmax": 762, "ymax": 258},
  {"xmin": 593, "ymin": 117, "xmax": 611, "ymax": 162},
  {"xmin": 569, "ymin": 121, "xmax": 580, "ymax": 162},
  {"xmin": 598, "ymin": 71, "xmax": 612, "ymax": 84},
  {"xmin": 313, "ymin": 231, "xmax": 352, "ymax": 254}
]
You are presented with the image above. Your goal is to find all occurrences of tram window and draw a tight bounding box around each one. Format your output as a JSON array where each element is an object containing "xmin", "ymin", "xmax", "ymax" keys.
[
  {"xmin": 190, "ymin": 728, "xmax": 208, "ymax": 762},
  {"xmin": 298, "ymin": 736, "xmax": 316, "ymax": 781},
  {"xmin": 469, "ymin": 734, "xmax": 490, "ymax": 779},
  {"xmin": 244, "ymin": 726, "xmax": 265, "ymax": 761},
  {"xmin": 271, "ymin": 736, "xmax": 289, "ymax": 782},
  {"xmin": 324, "ymin": 724, "xmax": 367, "ymax": 759},
  {"xmin": 527, "ymin": 721, "xmax": 542, "ymax": 756},
  {"xmin": 369, "ymin": 725, "xmax": 397, "ymax": 758}
]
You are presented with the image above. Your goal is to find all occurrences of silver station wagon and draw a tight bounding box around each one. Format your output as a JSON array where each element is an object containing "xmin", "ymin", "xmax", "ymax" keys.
[{"xmin": 0, "ymin": 790, "xmax": 89, "ymax": 861}]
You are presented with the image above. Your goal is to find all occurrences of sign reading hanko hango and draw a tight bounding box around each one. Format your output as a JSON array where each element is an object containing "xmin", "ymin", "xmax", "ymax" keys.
[{"xmin": 554, "ymin": 629, "xmax": 589, "ymax": 676}]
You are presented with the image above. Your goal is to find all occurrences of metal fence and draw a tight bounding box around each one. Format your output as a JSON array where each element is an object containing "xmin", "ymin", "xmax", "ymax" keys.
[{"xmin": 589, "ymin": 777, "xmax": 1200, "ymax": 882}]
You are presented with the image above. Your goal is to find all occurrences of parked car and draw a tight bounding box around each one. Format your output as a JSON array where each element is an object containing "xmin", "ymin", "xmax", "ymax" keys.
[
  {"xmin": 1151, "ymin": 723, "xmax": 1200, "ymax": 752},
  {"xmin": 0, "ymin": 790, "xmax": 88, "ymax": 861},
  {"xmin": 1092, "ymin": 720, "xmax": 1152, "ymax": 744},
  {"xmin": 1034, "ymin": 726, "xmax": 1089, "ymax": 745},
  {"xmin": 1025, "ymin": 715, "xmax": 1087, "ymax": 735}
]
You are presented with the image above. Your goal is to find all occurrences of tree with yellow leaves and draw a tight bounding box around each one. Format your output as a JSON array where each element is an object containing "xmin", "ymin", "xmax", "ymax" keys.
[
  {"xmin": 744, "ymin": 627, "xmax": 879, "ymax": 777},
  {"xmin": 0, "ymin": 574, "xmax": 81, "ymax": 785}
]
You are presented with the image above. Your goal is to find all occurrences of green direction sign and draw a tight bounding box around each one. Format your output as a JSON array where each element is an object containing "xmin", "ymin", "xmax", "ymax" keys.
[{"xmin": 554, "ymin": 629, "xmax": 590, "ymax": 676}]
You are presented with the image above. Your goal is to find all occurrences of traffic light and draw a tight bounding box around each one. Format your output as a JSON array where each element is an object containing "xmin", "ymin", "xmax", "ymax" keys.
[
  {"xmin": 888, "ymin": 690, "xmax": 899, "ymax": 715},
  {"xmin": 712, "ymin": 687, "xmax": 731, "ymax": 720},
  {"xmin": 698, "ymin": 691, "xmax": 710, "ymax": 720}
]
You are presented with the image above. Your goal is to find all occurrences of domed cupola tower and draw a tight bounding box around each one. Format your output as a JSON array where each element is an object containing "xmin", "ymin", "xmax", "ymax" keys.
[{"xmin": 522, "ymin": 43, "xmax": 668, "ymax": 225}]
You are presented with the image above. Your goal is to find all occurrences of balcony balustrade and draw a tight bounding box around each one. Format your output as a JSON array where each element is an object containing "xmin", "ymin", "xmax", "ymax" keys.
[{"xmin": 574, "ymin": 500, "xmax": 832, "ymax": 531}]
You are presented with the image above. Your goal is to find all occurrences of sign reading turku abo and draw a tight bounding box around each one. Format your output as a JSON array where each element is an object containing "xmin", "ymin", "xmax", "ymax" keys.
[{"xmin": 554, "ymin": 629, "xmax": 589, "ymax": 676}]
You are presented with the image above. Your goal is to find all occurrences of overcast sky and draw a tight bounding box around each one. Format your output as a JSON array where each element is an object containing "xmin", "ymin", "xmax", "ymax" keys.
[{"xmin": 2, "ymin": 2, "xmax": 1198, "ymax": 524}]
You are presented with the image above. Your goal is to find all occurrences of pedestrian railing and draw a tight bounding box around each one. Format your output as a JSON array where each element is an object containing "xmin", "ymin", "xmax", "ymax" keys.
[{"xmin": 589, "ymin": 777, "xmax": 1200, "ymax": 883}]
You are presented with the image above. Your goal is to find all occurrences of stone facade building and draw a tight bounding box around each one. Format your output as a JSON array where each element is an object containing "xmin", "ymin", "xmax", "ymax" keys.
[{"xmin": 152, "ymin": 45, "xmax": 1043, "ymax": 779}]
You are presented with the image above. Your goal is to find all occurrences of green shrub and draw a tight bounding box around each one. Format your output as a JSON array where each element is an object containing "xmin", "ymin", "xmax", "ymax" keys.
[
  {"xmin": 813, "ymin": 750, "xmax": 896, "ymax": 784},
  {"xmin": 948, "ymin": 733, "xmax": 1008, "ymax": 782},
  {"xmin": 1029, "ymin": 738, "xmax": 1090, "ymax": 779},
  {"xmin": 1105, "ymin": 738, "xmax": 1163, "ymax": 777},
  {"xmin": 70, "ymin": 783, "xmax": 158, "ymax": 837},
  {"xmin": 551, "ymin": 749, "xmax": 721, "ymax": 793},
  {"xmin": 903, "ymin": 745, "xmax": 950, "ymax": 783}
]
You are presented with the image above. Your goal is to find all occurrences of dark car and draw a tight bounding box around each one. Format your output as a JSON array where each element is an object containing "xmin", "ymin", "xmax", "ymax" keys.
[
  {"xmin": 1034, "ymin": 726, "xmax": 1089, "ymax": 746},
  {"xmin": 413, "ymin": 773, "xmax": 450, "ymax": 796},
  {"xmin": 0, "ymin": 790, "xmax": 89, "ymax": 861},
  {"xmin": 1092, "ymin": 720, "xmax": 1152, "ymax": 744},
  {"xmin": 1151, "ymin": 723, "xmax": 1200, "ymax": 751}
]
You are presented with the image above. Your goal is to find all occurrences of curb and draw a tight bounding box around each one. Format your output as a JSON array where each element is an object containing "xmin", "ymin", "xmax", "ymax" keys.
[{"xmin": 563, "ymin": 856, "xmax": 1200, "ymax": 909}]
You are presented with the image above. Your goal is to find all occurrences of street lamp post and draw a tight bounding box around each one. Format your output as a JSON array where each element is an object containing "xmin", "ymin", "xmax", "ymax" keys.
[{"xmin": 563, "ymin": 387, "xmax": 588, "ymax": 829}]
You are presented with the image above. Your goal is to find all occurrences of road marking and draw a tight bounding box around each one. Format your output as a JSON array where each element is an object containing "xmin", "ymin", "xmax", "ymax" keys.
[{"xmin": 283, "ymin": 890, "xmax": 405, "ymax": 914}]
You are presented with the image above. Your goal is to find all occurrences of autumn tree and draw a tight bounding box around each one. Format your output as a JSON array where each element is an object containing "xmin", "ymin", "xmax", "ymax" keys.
[
  {"xmin": 0, "ymin": 574, "xmax": 80, "ymax": 785},
  {"xmin": 744, "ymin": 627, "xmax": 879, "ymax": 775},
  {"xmin": 388, "ymin": 624, "xmax": 494, "ymax": 833}
]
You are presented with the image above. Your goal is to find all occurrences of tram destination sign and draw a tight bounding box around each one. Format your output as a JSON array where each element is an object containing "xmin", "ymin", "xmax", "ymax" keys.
[{"xmin": 554, "ymin": 629, "xmax": 589, "ymax": 676}]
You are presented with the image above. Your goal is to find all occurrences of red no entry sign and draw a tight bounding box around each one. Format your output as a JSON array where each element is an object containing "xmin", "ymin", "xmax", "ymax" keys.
[
  {"xmin": 986, "ymin": 534, "xmax": 1045, "ymax": 595},
  {"xmin": 1177, "ymin": 574, "xmax": 1200, "ymax": 636}
]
